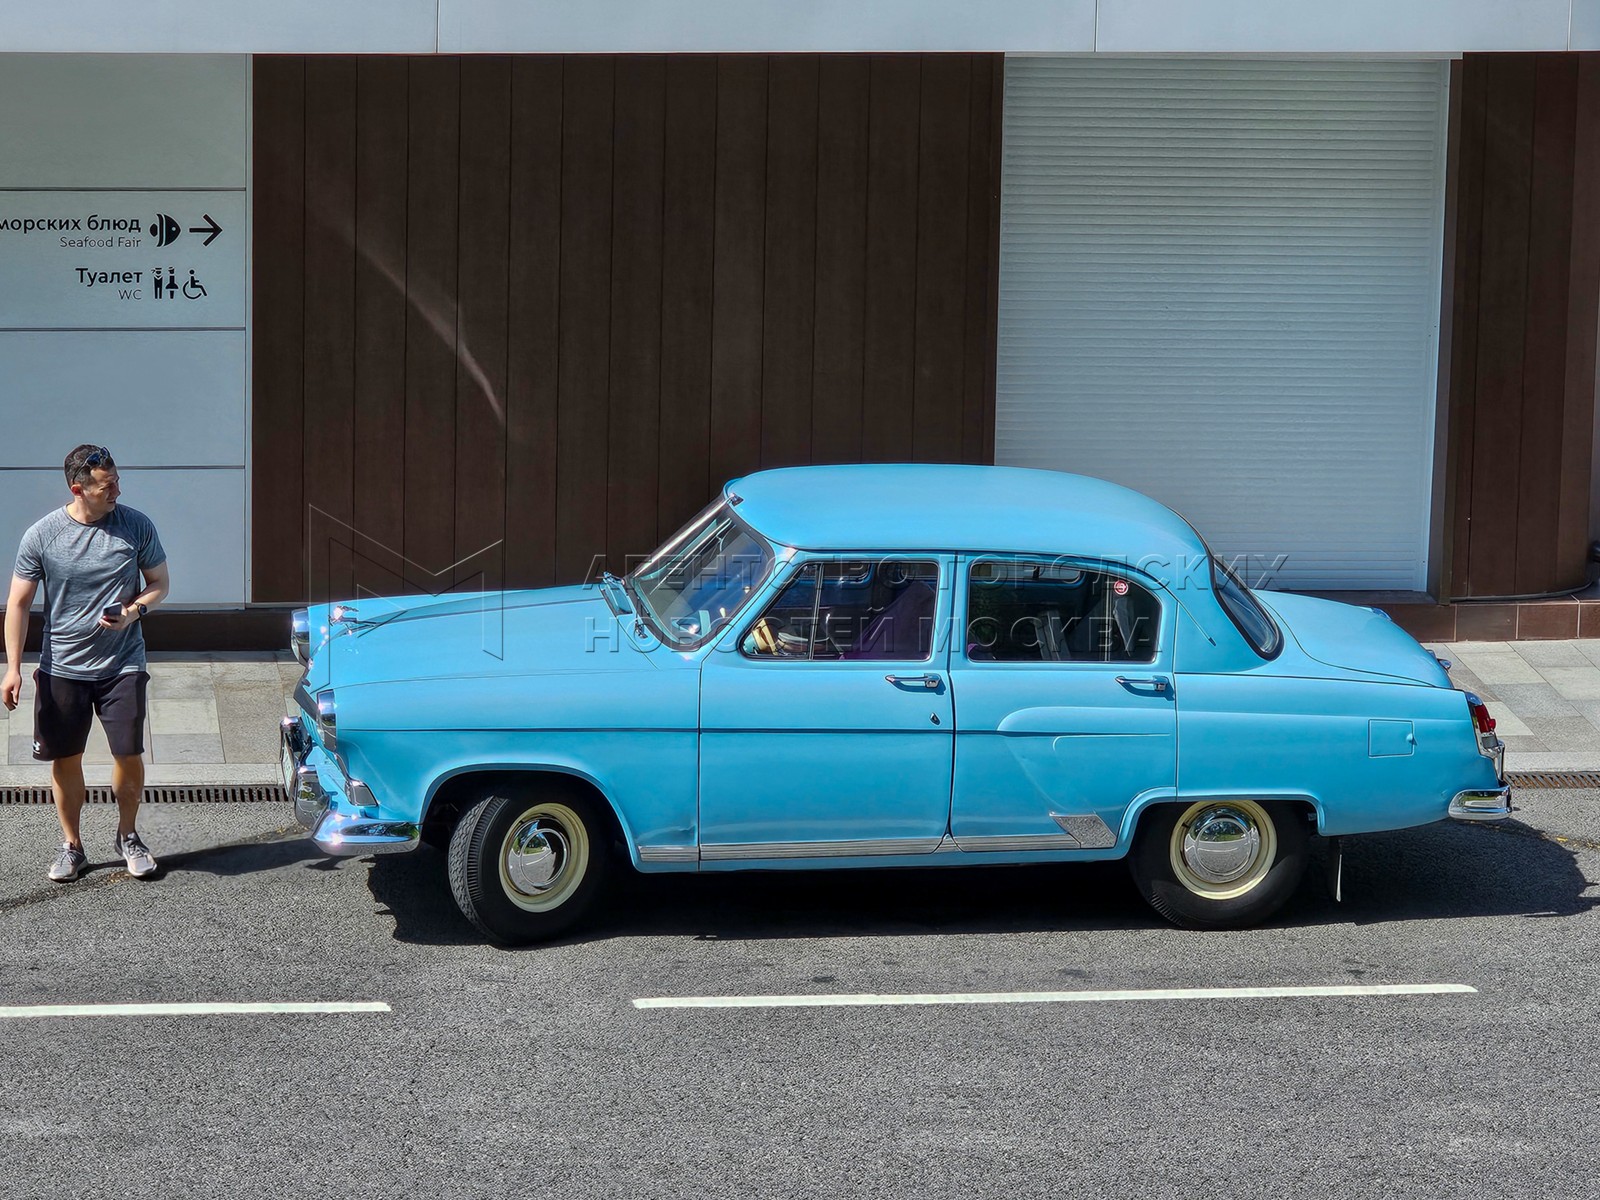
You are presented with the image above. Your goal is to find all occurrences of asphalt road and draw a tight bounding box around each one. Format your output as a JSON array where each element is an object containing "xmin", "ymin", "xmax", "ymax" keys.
[{"xmin": 1, "ymin": 790, "xmax": 1597, "ymax": 1199}]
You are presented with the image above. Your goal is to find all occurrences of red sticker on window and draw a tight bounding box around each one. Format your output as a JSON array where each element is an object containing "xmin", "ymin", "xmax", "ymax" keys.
[{"xmin": 1113, "ymin": 580, "xmax": 1129, "ymax": 595}]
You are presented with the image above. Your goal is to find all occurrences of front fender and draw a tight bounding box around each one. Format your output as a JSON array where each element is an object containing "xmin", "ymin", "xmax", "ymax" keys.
[{"xmin": 394, "ymin": 731, "xmax": 698, "ymax": 869}]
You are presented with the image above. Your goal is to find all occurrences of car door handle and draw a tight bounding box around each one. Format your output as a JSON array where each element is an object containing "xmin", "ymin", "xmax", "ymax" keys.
[
  {"xmin": 1115, "ymin": 675, "xmax": 1171, "ymax": 695},
  {"xmin": 885, "ymin": 673, "xmax": 942, "ymax": 690}
]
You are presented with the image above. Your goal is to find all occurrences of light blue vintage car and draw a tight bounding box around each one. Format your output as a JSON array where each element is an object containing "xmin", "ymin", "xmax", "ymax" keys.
[{"xmin": 282, "ymin": 464, "xmax": 1509, "ymax": 943}]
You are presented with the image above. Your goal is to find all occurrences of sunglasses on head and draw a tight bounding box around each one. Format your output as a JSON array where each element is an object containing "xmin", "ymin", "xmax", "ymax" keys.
[{"xmin": 84, "ymin": 447, "xmax": 111, "ymax": 468}]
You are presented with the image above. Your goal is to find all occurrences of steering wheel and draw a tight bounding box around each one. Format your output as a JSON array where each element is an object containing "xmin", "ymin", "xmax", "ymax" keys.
[{"xmin": 751, "ymin": 617, "xmax": 779, "ymax": 656}]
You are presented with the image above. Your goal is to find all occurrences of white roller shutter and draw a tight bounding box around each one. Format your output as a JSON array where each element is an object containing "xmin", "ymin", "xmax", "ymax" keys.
[{"xmin": 996, "ymin": 58, "xmax": 1448, "ymax": 591}]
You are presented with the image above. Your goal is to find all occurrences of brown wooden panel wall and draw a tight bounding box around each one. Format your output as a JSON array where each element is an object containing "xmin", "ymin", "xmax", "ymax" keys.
[
  {"xmin": 1446, "ymin": 53, "xmax": 1600, "ymax": 598},
  {"xmin": 251, "ymin": 54, "xmax": 1004, "ymax": 604}
]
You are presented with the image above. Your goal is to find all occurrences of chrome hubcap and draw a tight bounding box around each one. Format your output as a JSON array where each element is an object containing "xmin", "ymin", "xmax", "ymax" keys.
[
  {"xmin": 1180, "ymin": 806, "xmax": 1261, "ymax": 885},
  {"xmin": 1168, "ymin": 799, "xmax": 1277, "ymax": 900},
  {"xmin": 504, "ymin": 819, "xmax": 570, "ymax": 896},
  {"xmin": 497, "ymin": 801, "xmax": 590, "ymax": 913}
]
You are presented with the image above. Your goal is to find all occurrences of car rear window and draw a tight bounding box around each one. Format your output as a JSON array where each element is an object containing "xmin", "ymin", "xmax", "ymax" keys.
[{"xmin": 1213, "ymin": 557, "xmax": 1282, "ymax": 659}]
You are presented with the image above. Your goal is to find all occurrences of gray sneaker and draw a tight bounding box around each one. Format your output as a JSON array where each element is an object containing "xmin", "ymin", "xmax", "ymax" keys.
[
  {"xmin": 114, "ymin": 831, "xmax": 157, "ymax": 879},
  {"xmin": 48, "ymin": 842, "xmax": 87, "ymax": 883}
]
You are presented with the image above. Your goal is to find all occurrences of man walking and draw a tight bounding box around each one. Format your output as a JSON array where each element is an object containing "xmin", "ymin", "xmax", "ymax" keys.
[{"xmin": 2, "ymin": 445, "xmax": 170, "ymax": 881}]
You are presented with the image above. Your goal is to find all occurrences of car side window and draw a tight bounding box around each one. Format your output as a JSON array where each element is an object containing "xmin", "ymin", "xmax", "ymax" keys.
[
  {"xmin": 965, "ymin": 559, "xmax": 1160, "ymax": 663},
  {"xmin": 742, "ymin": 559, "xmax": 940, "ymax": 662}
]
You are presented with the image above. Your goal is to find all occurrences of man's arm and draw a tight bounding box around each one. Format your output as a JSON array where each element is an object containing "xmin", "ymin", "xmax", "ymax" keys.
[
  {"xmin": 135, "ymin": 560, "xmax": 170, "ymax": 615},
  {"xmin": 102, "ymin": 560, "xmax": 170, "ymax": 631},
  {"xmin": 3, "ymin": 573, "xmax": 39, "ymax": 710}
]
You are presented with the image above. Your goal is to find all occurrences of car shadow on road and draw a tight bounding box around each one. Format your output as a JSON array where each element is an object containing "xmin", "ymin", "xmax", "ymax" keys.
[
  {"xmin": 1300, "ymin": 818, "xmax": 1599, "ymax": 927},
  {"xmin": 366, "ymin": 817, "xmax": 1596, "ymax": 948},
  {"xmin": 365, "ymin": 846, "xmax": 483, "ymax": 945}
]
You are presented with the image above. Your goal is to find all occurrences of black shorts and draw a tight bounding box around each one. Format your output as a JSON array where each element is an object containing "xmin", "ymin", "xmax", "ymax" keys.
[{"xmin": 32, "ymin": 669, "xmax": 150, "ymax": 760}]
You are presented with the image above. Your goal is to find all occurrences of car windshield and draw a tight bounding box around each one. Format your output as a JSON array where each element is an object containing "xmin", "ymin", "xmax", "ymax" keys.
[
  {"xmin": 629, "ymin": 500, "xmax": 775, "ymax": 648},
  {"xmin": 1212, "ymin": 555, "xmax": 1282, "ymax": 659}
]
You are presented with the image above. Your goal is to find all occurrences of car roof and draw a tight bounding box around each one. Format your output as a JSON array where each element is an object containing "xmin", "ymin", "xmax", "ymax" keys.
[{"xmin": 725, "ymin": 464, "xmax": 1210, "ymax": 580}]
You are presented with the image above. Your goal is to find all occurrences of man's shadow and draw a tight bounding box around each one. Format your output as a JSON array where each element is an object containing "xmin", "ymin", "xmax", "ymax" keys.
[{"xmin": 149, "ymin": 832, "xmax": 328, "ymax": 878}]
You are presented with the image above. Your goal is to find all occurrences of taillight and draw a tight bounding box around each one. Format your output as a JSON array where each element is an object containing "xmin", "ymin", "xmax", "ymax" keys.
[
  {"xmin": 1465, "ymin": 692, "xmax": 1496, "ymax": 735},
  {"xmin": 1464, "ymin": 691, "xmax": 1503, "ymax": 773}
]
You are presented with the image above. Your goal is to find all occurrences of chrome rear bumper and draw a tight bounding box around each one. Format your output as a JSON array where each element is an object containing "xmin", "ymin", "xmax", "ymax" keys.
[{"xmin": 1448, "ymin": 786, "xmax": 1513, "ymax": 822}]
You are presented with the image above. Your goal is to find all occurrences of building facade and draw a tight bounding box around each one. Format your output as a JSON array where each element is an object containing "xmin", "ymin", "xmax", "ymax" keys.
[{"xmin": 4, "ymin": 2, "xmax": 1600, "ymax": 643}]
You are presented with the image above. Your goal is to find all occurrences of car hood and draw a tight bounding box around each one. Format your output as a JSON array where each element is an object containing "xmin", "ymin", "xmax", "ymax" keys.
[
  {"xmin": 307, "ymin": 586, "xmax": 661, "ymax": 690},
  {"xmin": 1254, "ymin": 592, "xmax": 1450, "ymax": 687}
]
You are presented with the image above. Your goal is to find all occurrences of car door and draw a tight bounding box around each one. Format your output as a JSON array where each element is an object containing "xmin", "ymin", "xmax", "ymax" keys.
[
  {"xmin": 949, "ymin": 555, "xmax": 1176, "ymax": 851},
  {"xmin": 698, "ymin": 555, "xmax": 955, "ymax": 859}
]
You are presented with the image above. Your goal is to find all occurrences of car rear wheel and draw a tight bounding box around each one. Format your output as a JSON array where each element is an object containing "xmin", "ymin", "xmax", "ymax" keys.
[
  {"xmin": 1129, "ymin": 799, "xmax": 1307, "ymax": 929},
  {"xmin": 447, "ymin": 786, "xmax": 612, "ymax": 945}
]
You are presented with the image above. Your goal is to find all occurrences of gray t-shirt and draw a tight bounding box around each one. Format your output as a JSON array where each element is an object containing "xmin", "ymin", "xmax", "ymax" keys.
[{"xmin": 13, "ymin": 504, "xmax": 167, "ymax": 680}]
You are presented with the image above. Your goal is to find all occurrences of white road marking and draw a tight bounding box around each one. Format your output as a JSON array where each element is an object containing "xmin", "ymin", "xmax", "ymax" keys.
[
  {"xmin": 0, "ymin": 1001, "xmax": 390, "ymax": 1020},
  {"xmin": 633, "ymin": 983, "xmax": 1476, "ymax": 1010}
]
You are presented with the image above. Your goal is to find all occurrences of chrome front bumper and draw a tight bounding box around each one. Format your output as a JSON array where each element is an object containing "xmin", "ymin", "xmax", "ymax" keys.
[
  {"xmin": 281, "ymin": 716, "xmax": 419, "ymax": 855},
  {"xmin": 1448, "ymin": 786, "xmax": 1514, "ymax": 822}
]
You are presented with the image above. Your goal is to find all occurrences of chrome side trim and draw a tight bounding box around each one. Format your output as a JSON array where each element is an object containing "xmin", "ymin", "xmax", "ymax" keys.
[
  {"xmin": 1051, "ymin": 812, "xmax": 1117, "ymax": 849},
  {"xmin": 953, "ymin": 833, "xmax": 1084, "ymax": 853},
  {"xmin": 947, "ymin": 816, "xmax": 1118, "ymax": 855},
  {"xmin": 701, "ymin": 837, "xmax": 945, "ymax": 861},
  {"xmin": 637, "ymin": 845, "xmax": 699, "ymax": 863},
  {"xmin": 1449, "ymin": 786, "xmax": 1513, "ymax": 822}
]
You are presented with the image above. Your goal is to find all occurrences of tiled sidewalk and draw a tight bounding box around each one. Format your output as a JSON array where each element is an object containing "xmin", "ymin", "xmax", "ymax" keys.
[
  {"xmin": 1430, "ymin": 639, "xmax": 1600, "ymax": 772},
  {"xmin": 0, "ymin": 652, "xmax": 300, "ymax": 786},
  {"xmin": 1, "ymin": 642, "xmax": 1598, "ymax": 786}
]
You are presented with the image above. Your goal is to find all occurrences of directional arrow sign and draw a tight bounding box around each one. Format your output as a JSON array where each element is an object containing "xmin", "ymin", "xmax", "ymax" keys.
[{"xmin": 188, "ymin": 213, "xmax": 222, "ymax": 246}]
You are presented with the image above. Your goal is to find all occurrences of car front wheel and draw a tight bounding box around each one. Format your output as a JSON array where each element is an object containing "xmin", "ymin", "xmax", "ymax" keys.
[
  {"xmin": 447, "ymin": 786, "xmax": 612, "ymax": 945},
  {"xmin": 1129, "ymin": 799, "xmax": 1307, "ymax": 930}
]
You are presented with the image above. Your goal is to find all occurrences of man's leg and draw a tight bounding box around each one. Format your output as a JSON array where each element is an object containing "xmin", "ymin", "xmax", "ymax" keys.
[
  {"xmin": 35, "ymin": 670, "xmax": 93, "ymax": 864},
  {"xmin": 99, "ymin": 672, "xmax": 156, "ymax": 876},
  {"xmin": 50, "ymin": 753, "xmax": 88, "ymax": 846},
  {"xmin": 111, "ymin": 752, "xmax": 144, "ymax": 839}
]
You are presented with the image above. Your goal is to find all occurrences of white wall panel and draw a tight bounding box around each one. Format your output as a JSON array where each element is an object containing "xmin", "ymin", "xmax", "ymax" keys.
[
  {"xmin": 0, "ymin": 4, "xmax": 436, "ymax": 53},
  {"xmin": 1573, "ymin": 0, "xmax": 1600, "ymax": 49},
  {"xmin": 995, "ymin": 58, "xmax": 1448, "ymax": 592},
  {"xmin": 1, "ymin": 1, "xmax": 1596, "ymax": 53},
  {"xmin": 1095, "ymin": 0, "xmax": 1571, "ymax": 53},
  {"xmin": 439, "ymin": 0, "xmax": 1093, "ymax": 52},
  {"xmin": 0, "ymin": 469, "xmax": 245, "ymax": 605},
  {"xmin": 0, "ymin": 57, "xmax": 245, "ymax": 187},
  {"xmin": 0, "ymin": 332, "xmax": 245, "ymax": 467},
  {"xmin": 0, "ymin": 54, "xmax": 249, "ymax": 604}
]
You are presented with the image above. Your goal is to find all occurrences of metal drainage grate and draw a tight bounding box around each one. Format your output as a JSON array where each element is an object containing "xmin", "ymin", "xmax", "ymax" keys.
[
  {"xmin": 0, "ymin": 785, "xmax": 286, "ymax": 806},
  {"xmin": 1506, "ymin": 771, "xmax": 1600, "ymax": 790}
]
